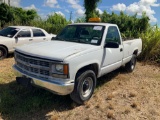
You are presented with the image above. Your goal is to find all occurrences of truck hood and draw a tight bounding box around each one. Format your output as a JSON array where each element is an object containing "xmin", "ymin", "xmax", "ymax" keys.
[{"xmin": 15, "ymin": 41, "xmax": 97, "ymax": 61}]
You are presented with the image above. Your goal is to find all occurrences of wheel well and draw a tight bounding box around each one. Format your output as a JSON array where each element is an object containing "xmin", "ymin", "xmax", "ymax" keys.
[
  {"xmin": 0, "ymin": 45, "xmax": 8, "ymax": 53},
  {"xmin": 75, "ymin": 64, "xmax": 99, "ymax": 79},
  {"xmin": 133, "ymin": 49, "xmax": 138, "ymax": 56}
]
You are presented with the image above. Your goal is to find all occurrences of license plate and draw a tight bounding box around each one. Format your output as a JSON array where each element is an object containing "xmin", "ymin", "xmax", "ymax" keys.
[{"xmin": 16, "ymin": 77, "xmax": 32, "ymax": 88}]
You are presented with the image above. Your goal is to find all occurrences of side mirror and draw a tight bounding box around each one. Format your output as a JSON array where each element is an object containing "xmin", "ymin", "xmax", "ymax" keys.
[{"xmin": 104, "ymin": 41, "xmax": 119, "ymax": 48}]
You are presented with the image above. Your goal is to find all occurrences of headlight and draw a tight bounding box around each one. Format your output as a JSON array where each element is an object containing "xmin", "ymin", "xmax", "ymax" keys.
[
  {"xmin": 55, "ymin": 64, "xmax": 63, "ymax": 73},
  {"xmin": 51, "ymin": 64, "xmax": 69, "ymax": 78}
]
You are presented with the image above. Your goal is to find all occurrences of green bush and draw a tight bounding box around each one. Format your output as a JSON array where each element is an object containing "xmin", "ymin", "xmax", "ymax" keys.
[
  {"xmin": 30, "ymin": 20, "xmax": 67, "ymax": 34},
  {"xmin": 139, "ymin": 27, "xmax": 160, "ymax": 63}
]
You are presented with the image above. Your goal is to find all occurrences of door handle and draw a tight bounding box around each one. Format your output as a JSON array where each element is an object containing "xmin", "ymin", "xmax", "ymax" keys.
[
  {"xmin": 29, "ymin": 39, "xmax": 33, "ymax": 41},
  {"xmin": 43, "ymin": 38, "xmax": 46, "ymax": 40},
  {"xmin": 120, "ymin": 48, "xmax": 123, "ymax": 52}
]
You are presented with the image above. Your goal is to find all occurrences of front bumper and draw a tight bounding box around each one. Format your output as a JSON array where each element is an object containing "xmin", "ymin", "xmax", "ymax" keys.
[{"xmin": 13, "ymin": 65, "xmax": 74, "ymax": 95}]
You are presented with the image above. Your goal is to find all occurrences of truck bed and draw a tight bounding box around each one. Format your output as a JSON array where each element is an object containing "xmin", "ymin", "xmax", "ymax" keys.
[
  {"xmin": 122, "ymin": 38, "xmax": 139, "ymax": 41},
  {"xmin": 122, "ymin": 38, "xmax": 142, "ymax": 65}
]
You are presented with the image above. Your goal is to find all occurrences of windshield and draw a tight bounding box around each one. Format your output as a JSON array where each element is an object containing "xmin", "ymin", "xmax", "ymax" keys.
[
  {"xmin": 55, "ymin": 25, "xmax": 105, "ymax": 45},
  {"xmin": 0, "ymin": 27, "xmax": 19, "ymax": 38}
]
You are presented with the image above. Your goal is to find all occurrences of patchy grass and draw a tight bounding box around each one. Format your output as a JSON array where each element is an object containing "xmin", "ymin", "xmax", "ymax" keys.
[{"xmin": 0, "ymin": 58, "xmax": 160, "ymax": 120}]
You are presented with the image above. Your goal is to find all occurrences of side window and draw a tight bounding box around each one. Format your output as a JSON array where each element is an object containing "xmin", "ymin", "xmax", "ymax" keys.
[
  {"xmin": 105, "ymin": 26, "xmax": 121, "ymax": 44},
  {"xmin": 17, "ymin": 29, "xmax": 31, "ymax": 37},
  {"xmin": 32, "ymin": 29, "xmax": 45, "ymax": 37}
]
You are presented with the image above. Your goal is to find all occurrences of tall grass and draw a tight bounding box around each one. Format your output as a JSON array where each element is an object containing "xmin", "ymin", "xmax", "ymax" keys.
[
  {"xmin": 29, "ymin": 20, "xmax": 67, "ymax": 34},
  {"xmin": 139, "ymin": 27, "xmax": 160, "ymax": 63}
]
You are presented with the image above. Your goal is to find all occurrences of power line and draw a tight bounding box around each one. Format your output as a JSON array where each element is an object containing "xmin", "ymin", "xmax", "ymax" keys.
[
  {"xmin": 69, "ymin": 11, "xmax": 72, "ymax": 22},
  {"xmin": 8, "ymin": 0, "xmax": 10, "ymax": 6}
]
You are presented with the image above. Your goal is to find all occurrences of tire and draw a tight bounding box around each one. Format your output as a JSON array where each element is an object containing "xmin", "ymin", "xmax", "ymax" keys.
[
  {"xmin": 0, "ymin": 46, "xmax": 7, "ymax": 60},
  {"xmin": 70, "ymin": 70, "xmax": 96, "ymax": 105},
  {"xmin": 125, "ymin": 54, "xmax": 137, "ymax": 72}
]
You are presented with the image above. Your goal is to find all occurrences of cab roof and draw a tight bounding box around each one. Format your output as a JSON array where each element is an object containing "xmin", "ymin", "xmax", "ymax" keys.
[
  {"xmin": 70, "ymin": 22, "xmax": 117, "ymax": 27},
  {"xmin": 9, "ymin": 26, "xmax": 40, "ymax": 29}
]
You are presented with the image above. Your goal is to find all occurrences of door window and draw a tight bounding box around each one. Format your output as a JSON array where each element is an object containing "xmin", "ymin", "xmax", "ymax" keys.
[
  {"xmin": 17, "ymin": 29, "xmax": 31, "ymax": 37},
  {"xmin": 32, "ymin": 29, "xmax": 45, "ymax": 37},
  {"xmin": 105, "ymin": 26, "xmax": 121, "ymax": 44}
]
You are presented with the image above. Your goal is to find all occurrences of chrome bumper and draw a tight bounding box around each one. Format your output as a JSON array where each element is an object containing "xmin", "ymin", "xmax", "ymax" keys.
[{"xmin": 13, "ymin": 65, "xmax": 74, "ymax": 95}]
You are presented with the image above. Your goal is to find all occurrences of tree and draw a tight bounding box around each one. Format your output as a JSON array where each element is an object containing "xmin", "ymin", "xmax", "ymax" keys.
[
  {"xmin": 84, "ymin": 0, "xmax": 101, "ymax": 22},
  {"xmin": 0, "ymin": 3, "xmax": 14, "ymax": 27},
  {"xmin": 26, "ymin": 9, "xmax": 38, "ymax": 21},
  {"xmin": 12, "ymin": 7, "xmax": 38, "ymax": 24},
  {"xmin": 46, "ymin": 13, "xmax": 67, "ymax": 24},
  {"xmin": 74, "ymin": 17, "xmax": 85, "ymax": 23},
  {"xmin": 100, "ymin": 11, "xmax": 150, "ymax": 38},
  {"xmin": 101, "ymin": 10, "xmax": 110, "ymax": 22},
  {"xmin": 45, "ymin": 13, "xmax": 68, "ymax": 34},
  {"xmin": 138, "ymin": 12, "xmax": 150, "ymax": 32},
  {"xmin": 0, "ymin": 3, "xmax": 38, "ymax": 27}
]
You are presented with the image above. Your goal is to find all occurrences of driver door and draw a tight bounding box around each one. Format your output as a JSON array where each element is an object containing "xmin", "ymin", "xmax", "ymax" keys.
[
  {"xmin": 14, "ymin": 29, "xmax": 32, "ymax": 47},
  {"xmin": 101, "ymin": 26, "xmax": 123, "ymax": 75}
]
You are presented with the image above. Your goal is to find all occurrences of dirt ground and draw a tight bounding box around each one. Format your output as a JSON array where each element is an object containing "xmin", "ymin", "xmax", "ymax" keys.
[{"xmin": 0, "ymin": 57, "xmax": 160, "ymax": 120}]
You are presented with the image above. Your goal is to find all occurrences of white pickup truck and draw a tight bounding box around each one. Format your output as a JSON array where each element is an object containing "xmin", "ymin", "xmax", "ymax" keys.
[{"xmin": 13, "ymin": 22, "xmax": 142, "ymax": 104}]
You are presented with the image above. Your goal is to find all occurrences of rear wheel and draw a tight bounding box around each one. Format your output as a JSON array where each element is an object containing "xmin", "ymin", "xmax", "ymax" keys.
[
  {"xmin": 70, "ymin": 70, "xmax": 96, "ymax": 104},
  {"xmin": 125, "ymin": 54, "xmax": 137, "ymax": 72},
  {"xmin": 0, "ymin": 46, "xmax": 7, "ymax": 60}
]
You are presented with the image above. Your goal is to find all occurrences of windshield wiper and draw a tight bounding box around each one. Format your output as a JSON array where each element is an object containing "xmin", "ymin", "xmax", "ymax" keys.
[{"xmin": 78, "ymin": 38, "xmax": 89, "ymax": 44}]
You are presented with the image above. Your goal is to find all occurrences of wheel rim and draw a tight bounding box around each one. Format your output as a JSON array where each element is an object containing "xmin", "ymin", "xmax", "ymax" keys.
[
  {"xmin": 131, "ymin": 58, "xmax": 135, "ymax": 70},
  {"xmin": 81, "ymin": 77, "xmax": 93, "ymax": 98}
]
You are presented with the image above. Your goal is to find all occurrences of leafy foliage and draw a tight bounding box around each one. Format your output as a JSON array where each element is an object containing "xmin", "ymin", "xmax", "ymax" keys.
[
  {"xmin": 74, "ymin": 17, "xmax": 86, "ymax": 23},
  {"xmin": 101, "ymin": 11, "xmax": 150, "ymax": 38},
  {"xmin": 0, "ymin": 4, "xmax": 68, "ymax": 34},
  {"xmin": 29, "ymin": 13, "xmax": 69, "ymax": 34},
  {"xmin": 46, "ymin": 13, "xmax": 67, "ymax": 24},
  {"xmin": 0, "ymin": 3, "xmax": 38, "ymax": 27},
  {"xmin": 12, "ymin": 7, "xmax": 38, "ymax": 24},
  {"xmin": 0, "ymin": 3, "xmax": 14, "ymax": 27},
  {"xmin": 139, "ymin": 26, "xmax": 160, "ymax": 63}
]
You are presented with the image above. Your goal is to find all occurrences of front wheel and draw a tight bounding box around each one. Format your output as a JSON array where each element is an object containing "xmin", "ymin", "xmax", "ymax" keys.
[
  {"xmin": 125, "ymin": 54, "xmax": 137, "ymax": 72},
  {"xmin": 70, "ymin": 70, "xmax": 96, "ymax": 105},
  {"xmin": 0, "ymin": 46, "xmax": 7, "ymax": 60}
]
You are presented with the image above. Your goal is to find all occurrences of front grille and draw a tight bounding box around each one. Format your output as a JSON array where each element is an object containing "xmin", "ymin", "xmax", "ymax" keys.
[{"xmin": 15, "ymin": 51, "xmax": 52, "ymax": 79}]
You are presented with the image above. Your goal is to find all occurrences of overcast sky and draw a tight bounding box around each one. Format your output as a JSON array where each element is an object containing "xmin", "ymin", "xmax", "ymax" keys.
[{"xmin": 3, "ymin": 0, "xmax": 160, "ymax": 26}]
